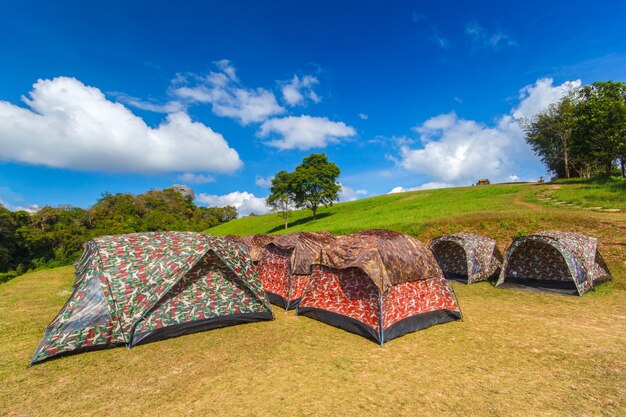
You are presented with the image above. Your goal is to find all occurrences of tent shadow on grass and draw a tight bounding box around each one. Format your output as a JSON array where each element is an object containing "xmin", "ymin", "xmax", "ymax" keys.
[{"xmin": 266, "ymin": 213, "xmax": 333, "ymax": 234}]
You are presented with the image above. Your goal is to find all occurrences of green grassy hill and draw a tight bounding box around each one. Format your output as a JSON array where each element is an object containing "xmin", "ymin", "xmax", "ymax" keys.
[
  {"xmin": 209, "ymin": 181, "xmax": 626, "ymax": 286},
  {"xmin": 1, "ymin": 180, "xmax": 624, "ymax": 416},
  {"xmin": 210, "ymin": 184, "xmax": 529, "ymax": 236}
]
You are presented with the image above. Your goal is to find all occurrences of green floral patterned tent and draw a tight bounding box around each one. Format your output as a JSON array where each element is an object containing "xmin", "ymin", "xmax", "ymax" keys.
[{"xmin": 31, "ymin": 232, "xmax": 274, "ymax": 364}]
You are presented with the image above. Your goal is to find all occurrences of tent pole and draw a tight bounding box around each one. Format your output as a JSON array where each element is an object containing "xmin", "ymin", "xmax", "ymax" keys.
[
  {"xmin": 451, "ymin": 286, "xmax": 464, "ymax": 322},
  {"xmin": 378, "ymin": 291, "xmax": 384, "ymax": 346}
]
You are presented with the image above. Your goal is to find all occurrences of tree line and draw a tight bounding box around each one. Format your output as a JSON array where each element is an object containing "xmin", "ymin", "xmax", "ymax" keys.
[
  {"xmin": 522, "ymin": 81, "xmax": 626, "ymax": 179},
  {"xmin": 0, "ymin": 187, "xmax": 236, "ymax": 281}
]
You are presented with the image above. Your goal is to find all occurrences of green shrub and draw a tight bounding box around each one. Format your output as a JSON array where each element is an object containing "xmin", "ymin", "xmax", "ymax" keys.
[{"xmin": 0, "ymin": 271, "xmax": 17, "ymax": 284}]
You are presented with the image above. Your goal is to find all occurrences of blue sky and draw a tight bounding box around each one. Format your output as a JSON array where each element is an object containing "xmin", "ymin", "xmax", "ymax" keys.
[{"xmin": 1, "ymin": 1, "xmax": 625, "ymax": 214}]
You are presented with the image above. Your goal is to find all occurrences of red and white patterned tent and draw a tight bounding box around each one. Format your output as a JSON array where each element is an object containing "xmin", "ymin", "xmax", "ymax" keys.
[
  {"xmin": 297, "ymin": 230, "xmax": 462, "ymax": 344},
  {"xmin": 258, "ymin": 231, "xmax": 336, "ymax": 310}
]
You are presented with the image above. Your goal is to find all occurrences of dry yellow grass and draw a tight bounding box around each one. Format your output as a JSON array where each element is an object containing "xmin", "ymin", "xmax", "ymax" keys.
[
  {"xmin": 1, "ymin": 183, "xmax": 625, "ymax": 416},
  {"xmin": 1, "ymin": 266, "xmax": 624, "ymax": 416}
]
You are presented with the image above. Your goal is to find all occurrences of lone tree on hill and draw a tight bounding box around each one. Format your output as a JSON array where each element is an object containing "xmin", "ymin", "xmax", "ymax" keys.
[
  {"xmin": 266, "ymin": 170, "xmax": 295, "ymax": 229},
  {"xmin": 266, "ymin": 153, "xmax": 341, "ymax": 223},
  {"xmin": 291, "ymin": 153, "xmax": 341, "ymax": 220}
]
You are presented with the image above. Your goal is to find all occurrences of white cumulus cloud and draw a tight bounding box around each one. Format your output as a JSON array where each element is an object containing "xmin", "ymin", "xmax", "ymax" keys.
[
  {"xmin": 358, "ymin": 113, "xmax": 369, "ymax": 120},
  {"xmin": 258, "ymin": 115, "xmax": 356, "ymax": 150},
  {"xmin": 339, "ymin": 183, "xmax": 368, "ymax": 202},
  {"xmin": 172, "ymin": 60, "xmax": 285, "ymax": 125},
  {"xmin": 401, "ymin": 113, "xmax": 515, "ymax": 183},
  {"xmin": 196, "ymin": 191, "xmax": 269, "ymax": 217},
  {"xmin": 388, "ymin": 182, "xmax": 454, "ymax": 194},
  {"xmin": 0, "ymin": 77, "xmax": 242, "ymax": 174},
  {"xmin": 280, "ymin": 75, "xmax": 321, "ymax": 107},
  {"xmin": 398, "ymin": 78, "xmax": 580, "ymax": 184},
  {"xmin": 511, "ymin": 78, "xmax": 580, "ymax": 120}
]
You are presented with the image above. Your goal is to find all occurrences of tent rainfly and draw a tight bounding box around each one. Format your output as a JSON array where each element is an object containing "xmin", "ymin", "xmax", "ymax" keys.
[
  {"xmin": 430, "ymin": 233, "xmax": 503, "ymax": 284},
  {"xmin": 224, "ymin": 234, "xmax": 275, "ymax": 264},
  {"xmin": 496, "ymin": 231, "xmax": 612, "ymax": 296},
  {"xmin": 297, "ymin": 230, "xmax": 462, "ymax": 344},
  {"xmin": 258, "ymin": 231, "xmax": 336, "ymax": 310},
  {"xmin": 31, "ymin": 232, "xmax": 274, "ymax": 364}
]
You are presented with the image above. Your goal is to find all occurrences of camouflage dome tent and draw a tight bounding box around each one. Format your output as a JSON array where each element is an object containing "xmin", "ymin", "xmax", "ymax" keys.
[
  {"xmin": 496, "ymin": 231, "xmax": 612, "ymax": 296},
  {"xmin": 297, "ymin": 230, "xmax": 462, "ymax": 344},
  {"xmin": 224, "ymin": 234, "xmax": 275, "ymax": 264},
  {"xmin": 31, "ymin": 232, "xmax": 274, "ymax": 364},
  {"xmin": 258, "ymin": 231, "xmax": 335, "ymax": 310},
  {"xmin": 430, "ymin": 233, "xmax": 503, "ymax": 284}
]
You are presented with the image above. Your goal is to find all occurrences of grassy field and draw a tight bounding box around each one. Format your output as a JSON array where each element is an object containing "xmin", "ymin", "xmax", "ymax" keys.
[
  {"xmin": 208, "ymin": 183, "xmax": 533, "ymax": 236},
  {"xmin": 550, "ymin": 177, "xmax": 626, "ymax": 210},
  {"xmin": 1, "ymin": 181, "xmax": 625, "ymax": 416}
]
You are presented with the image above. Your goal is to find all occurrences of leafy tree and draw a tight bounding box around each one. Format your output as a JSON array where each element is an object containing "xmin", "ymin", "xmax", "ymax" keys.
[
  {"xmin": 212, "ymin": 206, "xmax": 238, "ymax": 223},
  {"xmin": 290, "ymin": 153, "xmax": 341, "ymax": 219},
  {"xmin": 0, "ymin": 204, "xmax": 16, "ymax": 272},
  {"xmin": 521, "ymin": 80, "xmax": 626, "ymax": 179},
  {"xmin": 574, "ymin": 81, "xmax": 626, "ymax": 176},
  {"xmin": 522, "ymin": 97, "xmax": 575, "ymax": 178},
  {"xmin": 266, "ymin": 171, "xmax": 295, "ymax": 229},
  {"xmin": 10, "ymin": 210, "xmax": 31, "ymax": 271},
  {"xmin": 0, "ymin": 186, "xmax": 239, "ymax": 281},
  {"xmin": 14, "ymin": 205, "xmax": 92, "ymax": 268},
  {"xmin": 91, "ymin": 193, "xmax": 145, "ymax": 234}
]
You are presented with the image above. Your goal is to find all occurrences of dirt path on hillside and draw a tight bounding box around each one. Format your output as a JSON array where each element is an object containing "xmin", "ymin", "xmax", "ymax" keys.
[
  {"xmin": 512, "ymin": 184, "xmax": 560, "ymax": 210},
  {"xmin": 514, "ymin": 184, "xmax": 626, "ymax": 225}
]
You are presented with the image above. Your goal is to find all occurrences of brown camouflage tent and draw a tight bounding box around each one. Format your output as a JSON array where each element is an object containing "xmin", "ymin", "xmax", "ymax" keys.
[
  {"xmin": 297, "ymin": 230, "xmax": 462, "ymax": 344},
  {"xmin": 224, "ymin": 234, "xmax": 275, "ymax": 263},
  {"xmin": 496, "ymin": 231, "xmax": 612, "ymax": 295},
  {"xmin": 430, "ymin": 233, "xmax": 503, "ymax": 284},
  {"xmin": 258, "ymin": 231, "xmax": 335, "ymax": 310},
  {"xmin": 31, "ymin": 232, "xmax": 273, "ymax": 364}
]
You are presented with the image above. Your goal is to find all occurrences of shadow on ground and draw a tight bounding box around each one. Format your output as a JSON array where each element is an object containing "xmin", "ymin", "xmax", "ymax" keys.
[{"xmin": 266, "ymin": 213, "xmax": 333, "ymax": 234}]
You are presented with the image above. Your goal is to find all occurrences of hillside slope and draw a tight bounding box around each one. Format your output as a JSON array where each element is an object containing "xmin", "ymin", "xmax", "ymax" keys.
[{"xmin": 208, "ymin": 182, "xmax": 626, "ymax": 286}]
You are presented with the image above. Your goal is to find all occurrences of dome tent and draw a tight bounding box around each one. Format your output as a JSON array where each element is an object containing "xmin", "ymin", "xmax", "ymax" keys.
[
  {"xmin": 31, "ymin": 232, "xmax": 273, "ymax": 364},
  {"xmin": 496, "ymin": 231, "xmax": 612, "ymax": 296},
  {"xmin": 224, "ymin": 234, "xmax": 275, "ymax": 264},
  {"xmin": 258, "ymin": 231, "xmax": 335, "ymax": 310},
  {"xmin": 297, "ymin": 230, "xmax": 462, "ymax": 344},
  {"xmin": 430, "ymin": 233, "xmax": 503, "ymax": 284}
]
